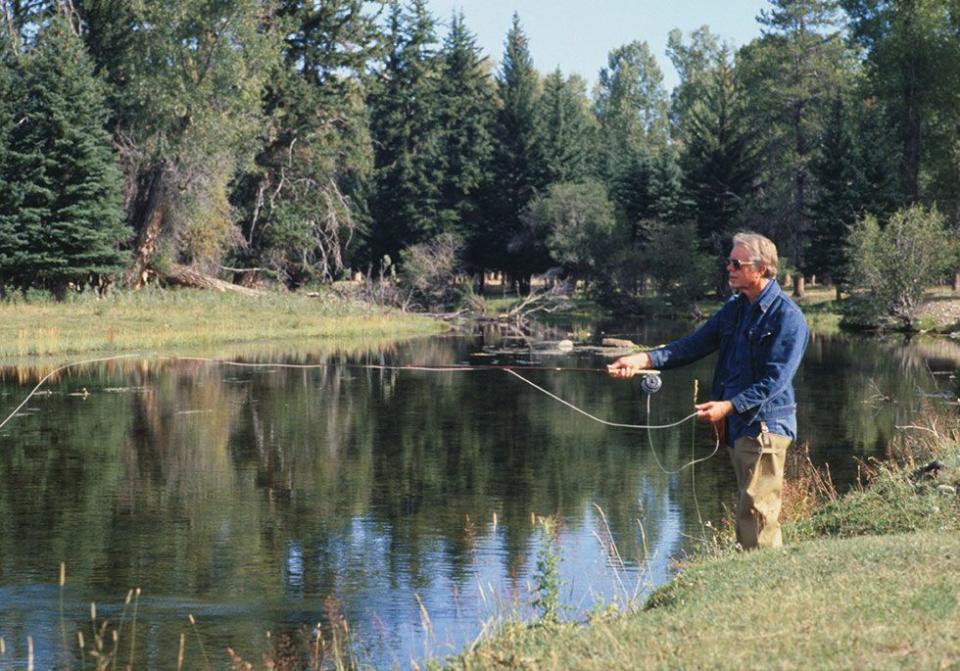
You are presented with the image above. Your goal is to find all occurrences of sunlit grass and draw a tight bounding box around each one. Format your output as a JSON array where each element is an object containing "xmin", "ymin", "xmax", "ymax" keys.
[
  {"xmin": 0, "ymin": 289, "xmax": 446, "ymax": 359},
  {"xmin": 450, "ymin": 405, "xmax": 960, "ymax": 670}
]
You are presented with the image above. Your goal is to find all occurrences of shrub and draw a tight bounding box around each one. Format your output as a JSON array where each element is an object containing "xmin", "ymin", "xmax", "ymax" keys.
[
  {"xmin": 398, "ymin": 233, "xmax": 470, "ymax": 311},
  {"xmin": 641, "ymin": 220, "xmax": 714, "ymax": 315},
  {"xmin": 844, "ymin": 205, "xmax": 957, "ymax": 329},
  {"xmin": 523, "ymin": 180, "xmax": 618, "ymax": 281}
]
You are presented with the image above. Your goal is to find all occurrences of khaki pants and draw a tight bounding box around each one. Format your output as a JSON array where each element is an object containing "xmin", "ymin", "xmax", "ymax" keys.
[{"xmin": 729, "ymin": 429, "xmax": 792, "ymax": 549}]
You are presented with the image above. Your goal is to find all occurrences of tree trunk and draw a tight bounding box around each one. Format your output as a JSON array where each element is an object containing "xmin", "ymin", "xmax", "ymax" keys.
[
  {"xmin": 793, "ymin": 275, "xmax": 805, "ymax": 298},
  {"xmin": 52, "ymin": 280, "xmax": 68, "ymax": 301},
  {"xmin": 126, "ymin": 166, "xmax": 167, "ymax": 288},
  {"xmin": 953, "ymin": 272, "xmax": 960, "ymax": 292}
]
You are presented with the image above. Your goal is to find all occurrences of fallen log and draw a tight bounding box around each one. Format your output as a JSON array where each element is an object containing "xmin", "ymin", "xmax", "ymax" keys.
[{"xmin": 162, "ymin": 264, "xmax": 264, "ymax": 296}]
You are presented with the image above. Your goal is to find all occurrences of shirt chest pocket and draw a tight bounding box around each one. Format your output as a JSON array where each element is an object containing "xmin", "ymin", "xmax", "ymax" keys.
[{"xmin": 749, "ymin": 330, "xmax": 774, "ymax": 371}]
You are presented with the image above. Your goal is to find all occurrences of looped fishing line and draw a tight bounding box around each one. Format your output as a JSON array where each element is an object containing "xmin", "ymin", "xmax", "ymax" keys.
[
  {"xmin": 0, "ymin": 354, "xmax": 141, "ymax": 432},
  {"xmin": 0, "ymin": 355, "xmax": 717, "ymax": 471}
]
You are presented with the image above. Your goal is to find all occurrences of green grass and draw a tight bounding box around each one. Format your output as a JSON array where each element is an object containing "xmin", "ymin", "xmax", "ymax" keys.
[
  {"xmin": 451, "ymin": 531, "xmax": 960, "ymax": 671},
  {"xmin": 449, "ymin": 412, "xmax": 960, "ymax": 670},
  {"xmin": 0, "ymin": 289, "xmax": 445, "ymax": 360}
]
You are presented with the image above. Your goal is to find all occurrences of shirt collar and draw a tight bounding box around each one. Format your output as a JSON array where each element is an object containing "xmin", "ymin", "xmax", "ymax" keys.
[
  {"xmin": 737, "ymin": 278, "xmax": 780, "ymax": 313},
  {"xmin": 756, "ymin": 278, "xmax": 780, "ymax": 312}
]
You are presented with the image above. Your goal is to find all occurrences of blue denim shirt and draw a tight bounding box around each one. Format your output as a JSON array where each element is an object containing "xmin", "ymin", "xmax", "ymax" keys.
[{"xmin": 647, "ymin": 280, "xmax": 809, "ymax": 445}]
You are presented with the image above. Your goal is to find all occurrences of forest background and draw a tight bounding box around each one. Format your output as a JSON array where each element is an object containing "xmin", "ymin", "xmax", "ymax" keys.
[{"xmin": 1, "ymin": 0, "xmax": 959, "ymax": 328}]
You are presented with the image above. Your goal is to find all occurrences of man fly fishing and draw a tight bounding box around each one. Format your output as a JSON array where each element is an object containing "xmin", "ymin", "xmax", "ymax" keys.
[{"xmin": 608, "ymin": 232, "xmax": 809, "ymax": 549}]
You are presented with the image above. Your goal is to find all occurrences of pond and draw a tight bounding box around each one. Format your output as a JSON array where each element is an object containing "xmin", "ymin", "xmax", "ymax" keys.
[{"xmin": 0, "ymin": 321, "xmax": 957, "ymax": 669}]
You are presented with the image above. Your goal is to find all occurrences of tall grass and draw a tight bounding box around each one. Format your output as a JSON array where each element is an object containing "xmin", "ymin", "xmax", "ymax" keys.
[{"xmin": 0, "ymin": 289, "xmax": 444, "ymax": 358}]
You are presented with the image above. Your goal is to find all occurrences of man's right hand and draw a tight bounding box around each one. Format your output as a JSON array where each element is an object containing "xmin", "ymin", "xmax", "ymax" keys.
[{"xmin": 607, "ymin": 352, "xmax": 652, "ymax": 379}]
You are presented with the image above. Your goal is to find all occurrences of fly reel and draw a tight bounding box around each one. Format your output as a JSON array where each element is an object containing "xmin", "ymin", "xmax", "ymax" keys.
[{"xmin": 640, "ymin": 372, "xmax": 662, "ymax": 394}]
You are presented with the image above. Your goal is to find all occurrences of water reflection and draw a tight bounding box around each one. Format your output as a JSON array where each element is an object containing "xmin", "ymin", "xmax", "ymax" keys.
[{"xmin": 0, "ymin": 327, "xmax": 954, "ymax": 668}]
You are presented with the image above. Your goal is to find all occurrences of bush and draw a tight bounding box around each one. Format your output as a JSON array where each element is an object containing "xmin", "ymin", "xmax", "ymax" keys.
[
  {"xmin": 641, "ymin": 221, "xmax": 714, "ymax": 314},
  {"xmin": 844, "ymin": 205, "xmax": 958, "ymax": 329},
  {"xmin": 523, "ymin": 180, "xmax": 618, "ymax": 280},
  {"xmin": 398, "ymin": 233, "xmax": 470, "ymax": 311}
]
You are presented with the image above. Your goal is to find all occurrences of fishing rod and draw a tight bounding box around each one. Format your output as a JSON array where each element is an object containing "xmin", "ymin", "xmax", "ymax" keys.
[{"xmin": 0, "ymin": 355, "xmax": 679, "ymax": 438}]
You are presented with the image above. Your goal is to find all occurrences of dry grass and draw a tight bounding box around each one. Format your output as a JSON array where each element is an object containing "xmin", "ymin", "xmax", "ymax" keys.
[{"xmin": 781, "ymin": 442, "xmax": 839, "ymax": 523}]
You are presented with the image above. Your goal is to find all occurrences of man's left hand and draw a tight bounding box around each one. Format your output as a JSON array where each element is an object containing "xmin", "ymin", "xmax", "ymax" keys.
[{"xmin": 694, "ymin": 400, "xmax": 734, "ymax": 423}]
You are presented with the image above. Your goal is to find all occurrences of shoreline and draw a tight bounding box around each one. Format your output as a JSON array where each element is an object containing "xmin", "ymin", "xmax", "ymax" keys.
[{"xmin": 448, "ymin": 404, "xmax": 960, "ymax": 670}]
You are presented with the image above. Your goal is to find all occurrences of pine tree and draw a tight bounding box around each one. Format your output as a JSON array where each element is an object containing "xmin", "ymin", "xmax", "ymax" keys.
[
  {"xmin": 808, "ymin": 97, "xmax": 858, "ymax": 288},
  {"xmin": 483, "ymin": 12, "xmax": 543, "ymax": 284},
  {"xmin": 0, "ymin": 49, "xmax": 18, "ymax": 294},
  {"xmin": 647, "ymin": 148, "xmax": 684, "ymax": 224},
  {"xmin": 0, "ymin": 19, "xmax": 126, "ymax": 296},
  {"xmin": 535, "ymin": 69, "xmax": 597, "ymax": 185},
  {"xmin": 842, "ymin": 0, "xmax": 959, "ymax": 213},
  {"xmin": 682, "ymin": 48, "xmax": 759, "ymax": 256},
  {"xmin": 738, "ymin": 0, "xmax": 854, "ymax": 269},
  {"xmin": 436, "ymin": 12, "xmax": 495, "ymax": 254},
  {"xmin": 850, "ymin": 97, "xmax": 901, "ymax": 220},
  {"xmin": 367, "ymin": 0, "xmax": 443, "ymax": 263},
  {"xmin": 609, "ymin": 151, "xmax": 652, "ymax": 243}
]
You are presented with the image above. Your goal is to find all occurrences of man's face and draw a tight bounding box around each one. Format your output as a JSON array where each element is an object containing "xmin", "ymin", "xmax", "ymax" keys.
[{"xmin": 726, "ymin": 244, "xmax": 765, "ymax": 292}]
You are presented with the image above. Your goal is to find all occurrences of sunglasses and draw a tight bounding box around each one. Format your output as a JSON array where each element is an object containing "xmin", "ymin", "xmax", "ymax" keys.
[{"xmin": 725, "ymin": 257, "xmax": 760, "ymax": 270}]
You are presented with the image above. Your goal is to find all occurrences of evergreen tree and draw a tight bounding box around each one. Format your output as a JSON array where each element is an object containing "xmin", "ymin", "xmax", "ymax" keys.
[
  {"xmin": 367, "ymin": 0, "xmax": 443, "ymax": 263},
  {"xmin": 535, "ymin": 69, "xmax": 597, "ymax": 185},
  {"xmin": 808, "ymin": 97, "xmax": 858, "ymax": 288},
  {"xmin": 842, "ymin": 0, "xmax": 960, "ymax": 214},
  {"xmin": 682, "ymin": 48, "xmax": 759, "ymax": 256},
  {"xmin": 850, "ymin": 97, "xmax": 901, "ymax": 220},
  {"xmin": 738, "ymin": 0, "xmax": 855, "ymax": 268},
  {"xmin": 483, "ymin": 13, "xmax": 543, "ymax": 284},
  {"xmin": 436, "ymin": 11, "xmax": 495, "ymax": 257},
  {"xmin": 666, "ymin": 26, "xmax": 722, "ymax": 143},
  {"xmin": 647, "ymin": 148, "xmax": 684, "ymax": 224},
  {"xmin": 609, "ymin": 151, "xmax": 652, "ymax": 243},
  {"xmin": 0, "ymin": 48, "xmax": 18, "ymax": 294},
  {"xmin": 0, "ymin": 19, "xmax": 126, "ymax": 296}
]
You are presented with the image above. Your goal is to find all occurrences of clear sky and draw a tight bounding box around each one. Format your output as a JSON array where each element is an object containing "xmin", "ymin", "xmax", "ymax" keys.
[{"xmin": 424, "ymin": 0, "xmax": 770, "ymax": 91}]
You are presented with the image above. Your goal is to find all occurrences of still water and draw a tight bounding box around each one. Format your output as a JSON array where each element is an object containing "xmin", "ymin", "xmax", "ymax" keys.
[{"xmin": 0, "ymin": 322, "xmax": 957, "ymax": 668}]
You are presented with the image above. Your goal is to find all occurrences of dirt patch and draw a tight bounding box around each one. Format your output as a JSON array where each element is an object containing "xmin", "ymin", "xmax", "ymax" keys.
[{"xmin": 917, "ymin": 296, "xmax": 960, "ymax": 330}]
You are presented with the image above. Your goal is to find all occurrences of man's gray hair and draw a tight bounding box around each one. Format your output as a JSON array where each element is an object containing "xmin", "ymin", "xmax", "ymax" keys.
[{"xmin": 732, "ymin": 232, "xmax": 778, "ymax": 279}]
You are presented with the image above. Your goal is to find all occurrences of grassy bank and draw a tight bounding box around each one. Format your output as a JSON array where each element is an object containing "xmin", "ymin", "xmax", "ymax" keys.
[
  {"xmin": 0, "ymin": 289, "xmax": 445, "ymax": 359},
  {"xmin": 450, "ymin": 412, "xmax": 960, "ymax": 670}
]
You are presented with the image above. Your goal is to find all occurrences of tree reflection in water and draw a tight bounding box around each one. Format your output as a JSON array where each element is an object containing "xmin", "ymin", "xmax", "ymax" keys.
[{"xmin": 0, "ymin": 326, "xmax": 950, "ymax": 667}]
